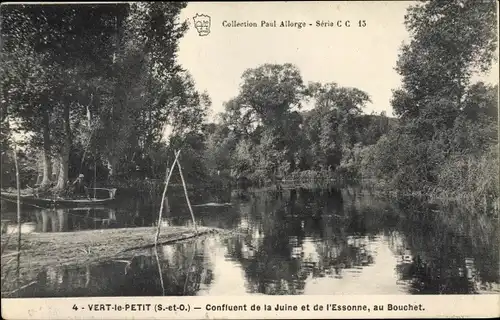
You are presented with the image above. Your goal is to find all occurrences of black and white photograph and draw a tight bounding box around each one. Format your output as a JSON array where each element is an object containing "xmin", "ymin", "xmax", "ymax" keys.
[{"xmin": 0, "ymin": 1, "xmax": 499, "ymax": 318}]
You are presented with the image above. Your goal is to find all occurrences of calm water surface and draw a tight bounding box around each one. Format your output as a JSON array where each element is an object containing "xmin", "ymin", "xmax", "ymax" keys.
[{"xmin": 1, "ymin": 187, "xmax": 498, "ymax": 296}]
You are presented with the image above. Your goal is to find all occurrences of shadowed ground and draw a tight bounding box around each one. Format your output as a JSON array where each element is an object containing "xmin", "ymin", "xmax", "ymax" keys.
[{"xmin": 1, "ymin": 226, "xmax": 224, "ymax": 281}]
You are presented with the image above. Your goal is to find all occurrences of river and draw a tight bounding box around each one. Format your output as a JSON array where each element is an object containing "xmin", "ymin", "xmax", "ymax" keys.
[{"xmin": 1, "ymin": 186, "xmax": 498, "ymax": 297}]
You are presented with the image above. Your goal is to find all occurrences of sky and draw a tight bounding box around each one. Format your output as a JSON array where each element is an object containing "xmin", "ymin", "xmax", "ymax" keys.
[{"xmin": 177, "ymin": 1, "xmax": 499, "ymax": 122}]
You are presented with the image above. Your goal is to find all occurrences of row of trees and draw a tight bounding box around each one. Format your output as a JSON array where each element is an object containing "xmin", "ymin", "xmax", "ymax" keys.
[
  {"xmin": 1, "ymin": 1, "xmax": 498, "ymax": 205},
  {"xmin": 1, "ymin": 3, "xmax": 209, "ymax": 191},
  {"xmin": 178, "ymin": 0, "xmax": 498, "ymax": 206},
  {"xmin": 0, "ymin": 3, "xmax": 393, "ymax": 190},
  {"xmin": 198, "ymin": 65, "xmax": 393, "ymax": 184},
  {"xmin": 361, "ymin": 0, "xmax": 498, "ymax": 203}
]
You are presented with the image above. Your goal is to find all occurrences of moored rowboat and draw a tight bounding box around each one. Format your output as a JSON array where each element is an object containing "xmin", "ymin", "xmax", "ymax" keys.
[{"xmin": 0, "ymin": 188, "xmax": 117, "ymax": 207}]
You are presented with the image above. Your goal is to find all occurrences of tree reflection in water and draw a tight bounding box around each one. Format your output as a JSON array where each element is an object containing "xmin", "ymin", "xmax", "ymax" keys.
[
  {"xmin": 28, "ymin": 207, "xmax": 119, "ymax": 232},
  {"xmin": 28, "ymin": 240, "xmax": 208, "ymax": 297},
  {"xmin": 390, "ymin": 198, "xmax": 499, "ymax": 294},
  {"xmin": 223, "ymin": 188, "xmax": 498, "ymax": 295},
  {"xmin": 223, "ymin": 188, "xmax": 383, "ymax": 295},
  {"xmin": 6, "ymin": 187, "xmax": 499, "ymax": 297}
]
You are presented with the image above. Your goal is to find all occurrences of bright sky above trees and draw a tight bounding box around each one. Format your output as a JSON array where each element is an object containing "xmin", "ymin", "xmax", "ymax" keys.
[{"xmin": 177, "ymin": 1, "xmax": 498, "ymax": 121}]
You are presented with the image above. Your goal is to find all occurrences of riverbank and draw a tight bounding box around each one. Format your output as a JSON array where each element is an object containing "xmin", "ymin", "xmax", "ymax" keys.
[
  {"xmin": 1, "ymin": 226, "xmax": 224, "ymax": 282},
  {"xmin": 355, "ymin": 181, "xmax": 499, "ymax": 214}
]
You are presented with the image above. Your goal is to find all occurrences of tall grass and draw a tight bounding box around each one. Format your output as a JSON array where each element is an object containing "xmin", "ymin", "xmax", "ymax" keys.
[{"xmin": 430, "ymin": 145, "xmax": 499, "ymax": 212}]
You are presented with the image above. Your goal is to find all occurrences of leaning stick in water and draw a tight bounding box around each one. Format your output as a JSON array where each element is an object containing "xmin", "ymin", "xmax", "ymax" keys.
[
  {"xmin": 12, "ymin": 146, "xmax": 22, "ymax": 291},
  {"xmin": 175, "ymin": 153, "xmax": 198, "ymax": 234},
  {"xmin": 154, "ymin": 150, "xmax": 181, "ymax": 246},
  {"xmin": 154, "ymin": 246, "xmax": 165, "ymax": 296}
]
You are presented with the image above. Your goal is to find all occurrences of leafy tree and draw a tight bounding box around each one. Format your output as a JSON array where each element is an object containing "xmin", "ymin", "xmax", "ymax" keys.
[
  {"xmin": 218, "ymin": 63, "xmax": 306, "ymax": 180},
  {"xmin": 203, "ymin": 123, "xmax": 237, "ymax": 176},
  {"xmin": 94, "ymin": 2, "xmax": 192, "ymax": 180},
  {"xmin": 239, "ymin": 63, "xmax": 305, "ymax": 126},
  {"xmin": 1, "ymin": 4, "xmax": 128, "ymax": 190},
  {"xmin": 1, "ymin": 3, "xmax": 204, "ymax": 190},
  {"xmin": 451, "ymin": 83, "xmax": 498, "ymax": 155},
  {"xmin": 304, "ymin": 83, "xmax": 371, "ymax": 171},
  {"xmin": 392, "ymin": 0, "xmax": 497, "ymax": 134},
  {"xmin": 363, "ymin": 0, "xmax": 498, "ymax": 198}
]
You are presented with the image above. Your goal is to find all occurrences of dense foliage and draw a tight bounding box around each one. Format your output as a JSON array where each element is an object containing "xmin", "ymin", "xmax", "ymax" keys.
[
  {"xmin": 1, "ymin": 3, "xmax": 209, "ymax": 189},
  {"xmin": 200, "ymin": 0, "xmax": 499, "ymax": 208},
  {"xmin": 1, "ymin": 0, "xmax": 498, "ymax": 208},
  {"xmin": 361, "ymin": 0, "xmax": 498, "ymax": 207}
]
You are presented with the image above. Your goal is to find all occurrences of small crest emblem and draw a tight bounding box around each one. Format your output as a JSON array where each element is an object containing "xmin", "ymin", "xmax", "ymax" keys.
[{"xmin": 193, "ymin": 13, "xmax": 211, "ymax": 36}]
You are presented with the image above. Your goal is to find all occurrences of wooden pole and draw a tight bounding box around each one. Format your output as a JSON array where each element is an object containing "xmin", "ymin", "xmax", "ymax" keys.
[
  {"xmin": 154, "ymin": 246, "xmax": 165, "ymax": 296},
  {"xmin": 93, "ymin": 151, "xmax": 97, "ymax": 200},
  {"xmin": 175, "ymin": 153, "xmax": 198, "ymax": 234},
  {"xmin": 12, "ymin": 146, "xmax": 21, "ymax": 289},
  {"xmin": 183, "ymin": 241, "xmax": 197, "ymax": 295},
  {"xmin": 165, "ymin": 161, "xmax": 169, "ymax": 216},
  {"xmin": 154, "ymin": 150, "xmax": 181, "ymax": 246}
]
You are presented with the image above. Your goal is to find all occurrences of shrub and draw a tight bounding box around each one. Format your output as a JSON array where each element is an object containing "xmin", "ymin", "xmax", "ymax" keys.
[{"xmin": 434, "ymin": 145, "xmax": 499, "ymax": 205}]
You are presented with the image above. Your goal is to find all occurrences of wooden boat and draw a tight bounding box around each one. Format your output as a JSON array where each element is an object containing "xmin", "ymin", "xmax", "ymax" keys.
[{"xmin": 0, "ymin": 188, "xmax": 117, "ymax": 208}]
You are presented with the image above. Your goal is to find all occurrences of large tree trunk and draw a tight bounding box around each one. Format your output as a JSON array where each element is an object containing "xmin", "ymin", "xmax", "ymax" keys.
[
  {"xmin": 51, "ymin": 159, "xmax": 60, "ymax": 182},
  {"xmin": 40, "ymin": 110, "xmax": 52, "ymax": 188},
  {"xmin": 55, "ymin": 105, "xmax": 71, "ymax": 191},
  {"xmin": 106, "ymin": 155, "xmax": 119, "ymax": 181}
]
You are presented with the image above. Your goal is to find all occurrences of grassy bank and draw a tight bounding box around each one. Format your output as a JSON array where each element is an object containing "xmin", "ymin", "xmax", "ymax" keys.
[
  {"xmin": 1, "ymin": 225, "xmax": 224, "ymax": 290},
  {"xmin": 358, "ymin": 178, "xmax": 499, "ymax": 215}
]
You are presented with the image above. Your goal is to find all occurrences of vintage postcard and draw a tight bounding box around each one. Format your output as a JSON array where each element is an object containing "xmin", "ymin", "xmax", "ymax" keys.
[{"xmin": 1, "ymin": 1, "xmax": 499, "ymax": 319}]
